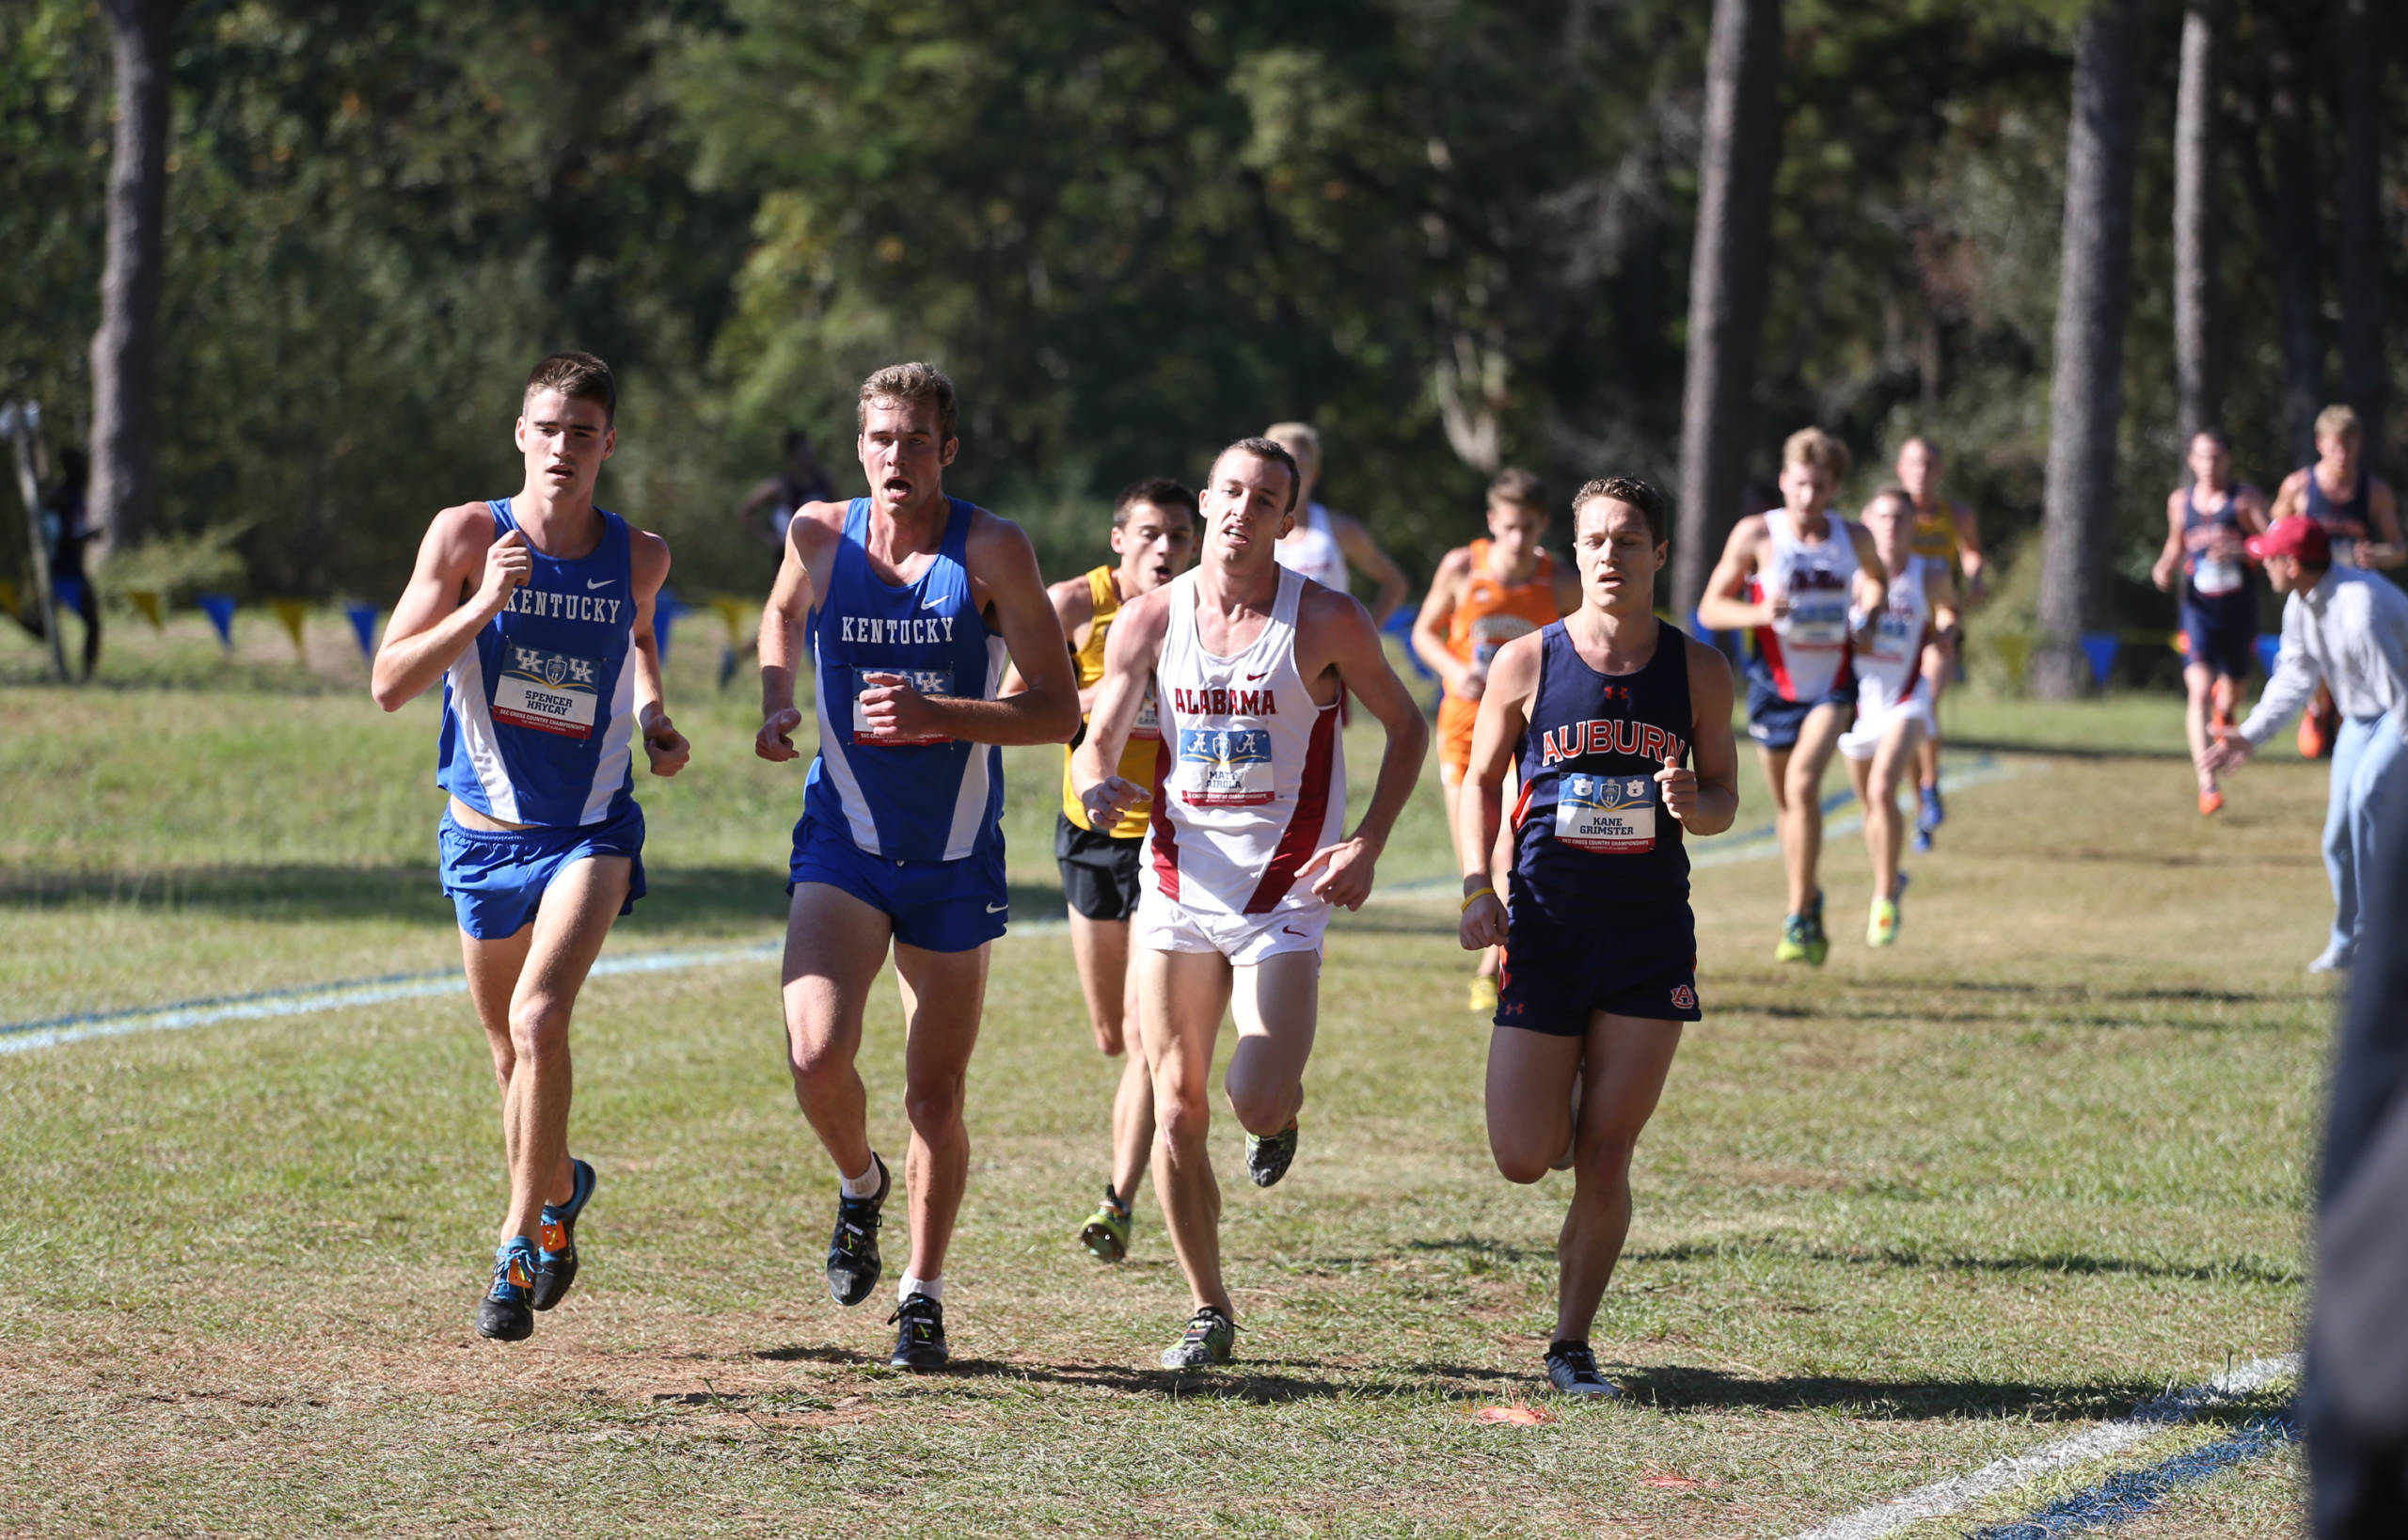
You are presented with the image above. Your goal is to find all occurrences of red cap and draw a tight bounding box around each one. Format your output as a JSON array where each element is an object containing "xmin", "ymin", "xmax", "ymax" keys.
[{"xmin": 2247, "ymin": 516, "xmax": 2331, "ymax": 565}]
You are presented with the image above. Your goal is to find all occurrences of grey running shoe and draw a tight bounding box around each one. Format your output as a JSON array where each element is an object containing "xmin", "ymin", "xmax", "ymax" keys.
[
  {"xmin": 888, "ymin": 1292, "xmax": 949, "ymax": 1371},
  {"xmin": 1545, "ymin": 1340, "xmax": 1619, "ymax": 1397},
  {"xmin": 1160, "ymin": 1307, "xmax": 1236, "ymax": 1369},
  {"xmin": 825, "ymin": 1154, "xmax": 890, "ymax": 1308},
  {"xmin": 1245, "ymin": 1119, "xmax": 1299, "ymax": 1188}
]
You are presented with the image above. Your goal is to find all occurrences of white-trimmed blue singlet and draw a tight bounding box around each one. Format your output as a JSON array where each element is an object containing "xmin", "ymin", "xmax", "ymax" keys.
[
  {"xmin": 436, "ymin": 499, "xmax": 639, "ymax": 827},
  {"xmin": 802, "ymin": 497, "xmax": 1007, "ymax": 863}
]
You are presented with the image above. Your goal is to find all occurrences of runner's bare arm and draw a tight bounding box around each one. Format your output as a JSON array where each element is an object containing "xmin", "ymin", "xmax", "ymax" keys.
[
  {"xmin": 2362, "ymin": 481, "xmax": 2403, "ymax": 569},
  {"xmin": 1408, "ymin": 548, "xmax": 1471, "ymax": 691},
  {"xmin": 753, "ymin": 501, "xmax": 838, "ymax": 762},
  {"xmin": 2236, "ymin": 484, "xmax": 2272, "ymax": 534},
  {"xmin": 855, "ymin": 513, "xmax": 1076, "ymax": 746},
  {"xmin": 2270, "ymin": 470, "xmax": 2307, "ymax": 523},
  {"xmin": 1001, "ymin": 573, "xmax": 1096, "ymax": 704},
  {"xmin": 2151, "ymin": 490, "xmax": 2188, "ymax": 591},
  {"xmin": 1846, "ymin": 519, "xmax": 1890, "ymax": 621},
  {"xmin": 1671, "ymin": 637, "xmax": 1741, "ymax": 836},
  {"xmin": 1693, "ymin": 517, "xmax": 1770, "ymax": 631},
  {"xmin": 1296, "ymin": 592, "xmax": 1432, "ymax": 911},
  {"xmin": 1456, "ymin": 630, "xmax": 1540, "ymax": 950},
  {"xmin": 1953, "ymin": 502, "xmax": 1986, "ymax": 593},
  {"xmin": 628, "ymin": 530, "xmax": 689, "ymax": 777},
  {"xmin": 1333, "ymin": 511, "xmax": 1409, "ymax": 627},
  {"xmin": 371, "ymin": 503, "xmax": 525, "ymax": 710},
  {"xmin": 1069, "ymin": 587, "xmax": 1169, "ymax": 827}
]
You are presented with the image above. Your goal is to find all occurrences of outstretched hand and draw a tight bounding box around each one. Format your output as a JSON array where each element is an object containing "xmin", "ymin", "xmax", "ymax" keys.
[
  {"xmin": 1081, "ymin": 774, "xmax": 1148, "ymax": 831},
  {"xmin": 755, "ymin": 706, "xmax": 803, "ymax": 763},
  {"xmin": 2200, "ymin": 728, "xmax": 2252, "ymax": 775},
  {"xmin": 1299, "ymin": 836, "xmax": 1380, "ymax": 911}
]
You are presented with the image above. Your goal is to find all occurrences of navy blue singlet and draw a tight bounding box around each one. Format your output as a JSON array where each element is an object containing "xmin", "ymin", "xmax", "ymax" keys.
[{"xmin": 1508, "ymin": 621, "xmax": 1694, "ymax": 929}]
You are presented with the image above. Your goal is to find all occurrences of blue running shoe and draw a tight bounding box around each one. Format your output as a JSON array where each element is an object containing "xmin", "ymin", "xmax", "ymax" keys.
[
  {"xmin": 1918, "ymin": 784, "xmax": 1944, "ymax": 834},
  {"xmin": 531, "ymin": 1157, "xmax": 595, "ymax": 1311},
  {"xmin": 478, "ymin": 1239, "xmax": 537, "ymax": 1342}
]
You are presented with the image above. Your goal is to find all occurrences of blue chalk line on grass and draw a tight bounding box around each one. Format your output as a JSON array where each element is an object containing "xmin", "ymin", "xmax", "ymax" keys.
[{"xmin": 1962, "ymin": 1413, "xmax": 2296, "ymax": 1539}]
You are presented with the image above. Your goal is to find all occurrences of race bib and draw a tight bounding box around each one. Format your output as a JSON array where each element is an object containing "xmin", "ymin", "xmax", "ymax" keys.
[
  {"xmin": 1553, "ymin": 771, "xmax": 1656, "ymax": 853},
  {"xmin": 851, "ymin": 666, "xmax": 955, "ymax": 746},
  {"xmin": 1470, "ymin": 612, "xmax": 1537, "ymax": 668},
  {"xmin": 2193, "ymin": 557, "xmax": 2242, "ymax": 596},
  {"xmin": 1782, "ymin": 595, "xmax": 1851, "ymax": 649},
  {"xmin": 1173, "ymin": 726, "xmax": 1274, "ymax": 805},
  {"xmin": 494, "ymin": 646, "xmax": 600, "ymax": 738},
  {"xmin": 1870, "ymin": 608, "xmax": 1918, "ymax": 664},
  {"xmin": 1132, "ymin": 682, "xmax": 1162, "ymax": 741}
]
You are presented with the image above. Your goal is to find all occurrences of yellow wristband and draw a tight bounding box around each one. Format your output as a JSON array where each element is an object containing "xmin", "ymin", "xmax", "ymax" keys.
[{"xmin": 1460, "ymin": 887, "xmax": 1497, "ymax": 913}]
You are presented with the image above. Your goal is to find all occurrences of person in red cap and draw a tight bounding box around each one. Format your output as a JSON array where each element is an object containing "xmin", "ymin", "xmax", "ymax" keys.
[{"xmin": 2206, "ymin": 516, "xmax": 2408, "ymax": 972}]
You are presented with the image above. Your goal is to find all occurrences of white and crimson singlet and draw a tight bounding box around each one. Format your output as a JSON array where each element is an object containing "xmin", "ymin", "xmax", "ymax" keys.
[
  {"xmin": 1744, "ymin": 511, "xmax": 1861, "ymax": 704},
  {"xmin": 1839, "ymin": 556, "xmax": 1938, "ymax": 761},
  {"xmin": 1135, "ymin": 566, "xmax": 1347, "ymax": 963}
]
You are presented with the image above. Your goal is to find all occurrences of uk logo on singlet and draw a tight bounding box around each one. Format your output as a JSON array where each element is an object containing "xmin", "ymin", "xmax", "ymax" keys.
[
  {"xmin": 495, "ymin": 645, "xmax": 599, "ymax": 738},
  {"xmin": 1174, "ymin": 727, "xmax": 1273, "ymax": 805}
]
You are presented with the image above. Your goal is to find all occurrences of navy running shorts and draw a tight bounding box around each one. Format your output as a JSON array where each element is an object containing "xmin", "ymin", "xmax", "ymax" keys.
[
  {"xmin": 1745, "ymin": 667, "xmax": 1855, "ymax": 752},
  {"xmin": 2181, "ymin": 589, "xmax": 2258, "ymax": 680},
  {"xmin": 1495, "ymin": 907, "xmax": 1703, "ymax": 1035},
  {"xmin": 437, "ymin": 801, "xmax": 645, "ymax": 942},
  {"xmin": 1055, "ymin": 812, "xmax": 1143, "ymax": 923},
  {"xmin": 788, "ymin": 813, "xmax": 1009, "ymax": 953}
]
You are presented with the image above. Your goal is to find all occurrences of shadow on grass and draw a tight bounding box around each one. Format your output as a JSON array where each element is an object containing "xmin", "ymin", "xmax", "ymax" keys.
[
  {"xmin": 737, "ymin": 1348, "xmax": 1519, "ymax": 1405},
  {"xmin": 0, "ymin": 865, "xmax": 1071, "ymax": 932},
  {"xmin": 1629, "ymin": 1238, "xmax": 2302, "ymax": 1288},
  {"xmin": 1608, "ymin": 1365, "xmax": 2263, "ymax": 1424}
]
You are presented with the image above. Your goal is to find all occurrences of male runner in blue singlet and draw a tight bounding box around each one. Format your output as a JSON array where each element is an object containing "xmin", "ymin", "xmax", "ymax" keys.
[
  {"xmin": 1459, "ymin": 477, "xmax": 1739, "ymax": 1397},
  {"xmin": 373, "ymin": 352, "xmax": 691, "ymax": 1342},
  {"xmin": 755, "ymin": 363, "xmax": 1079, "ymax": 1371}
]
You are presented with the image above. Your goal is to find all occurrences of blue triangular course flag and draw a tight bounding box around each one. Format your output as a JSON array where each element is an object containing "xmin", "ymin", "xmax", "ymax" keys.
[
  {"xmin": 2080, "ymin": 632, "xmax": 2119, "ymax": 686},
  {"xmin": 345, "ymin": 604, "xmax": 379, "ymax": 660},
  {"xmin": 653, "ymin": 588, "xmax": 680, "ymax": 660},
  {"xmin": 198, "ymin": 593, "xmax": 237, "ymax": 650},
  {"xmin": 52, "ymin": 578, "xmax": 85, "ymax": 614},
  {"xmin": 2255, "ymin": 633, "xmax": 2281, "ymax": 675}
]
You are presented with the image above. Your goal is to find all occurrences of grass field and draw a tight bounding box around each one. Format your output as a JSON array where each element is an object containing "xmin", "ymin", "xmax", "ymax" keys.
[{"xmin": 0, "ymin": 617, "xmax": 2330, "ymax": 1536}]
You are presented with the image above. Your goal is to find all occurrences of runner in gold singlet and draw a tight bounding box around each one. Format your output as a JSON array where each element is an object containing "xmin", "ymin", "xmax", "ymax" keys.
[{"xmin": 1896, "ymin": 437, "xmax": 1983, "ymax": 850}]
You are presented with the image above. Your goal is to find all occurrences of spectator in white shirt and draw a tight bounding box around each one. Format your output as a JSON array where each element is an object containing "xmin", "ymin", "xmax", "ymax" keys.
[{"xmin": 2207, "ymin": 516, "xmax": 2408, "ymax": 972}]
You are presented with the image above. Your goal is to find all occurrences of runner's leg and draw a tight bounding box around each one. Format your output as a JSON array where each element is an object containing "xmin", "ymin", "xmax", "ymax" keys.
[
  {"xmin": 1223, "ymin": 948, "xmax": 1321, "ymax": 1137},
  {"xmin": 1139, "ymin": 945, "xmax": 1236, "ymax": 1314},
  {"xmin": 891, "ymin": 940, "xmax": 991, "ymax": 1283},
  {"xmin": 494, "ymin": 854, "xmax": 630, "ymax": 1246},
  {"xmin": 1069, "ymin": 911, "xmax": 1152, "ymax": 1200},
  {"xmin": 782, "ymin": 882, "xmax": 897, "ymax": 1183},
  {"xmin": 1915, "ymin": 638, "xmax": 1949, "ymax": 793},
  {"xmin": 2182, "ymin": 660, "xmax": 2217, "ymax": 794},
  {"xmin": 1863, "ymin": 717, "xmax": 1921, "ymax": 902},
  {"xmin": 1780, "ymin": 706, "xmax": 1849, "ymax": 918}
]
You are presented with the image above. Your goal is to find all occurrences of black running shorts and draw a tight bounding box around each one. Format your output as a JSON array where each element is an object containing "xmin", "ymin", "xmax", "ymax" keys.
[{"xmin": 1055, "ymin": 811, "xmax": 1144, "ymax": 923}]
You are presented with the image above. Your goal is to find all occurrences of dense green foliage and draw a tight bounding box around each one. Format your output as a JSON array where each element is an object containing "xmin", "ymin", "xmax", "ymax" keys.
[{"xmin": 0, "ymin": 0, "xmax": 2400, "ymax": 617}]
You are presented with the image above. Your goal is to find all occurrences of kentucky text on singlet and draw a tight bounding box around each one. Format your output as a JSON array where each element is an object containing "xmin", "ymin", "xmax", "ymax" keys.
[
  {"xmin": 437, "ymin": 498, "xmax": 638, "ymax": 827},
  {"xmin": 1143, "ymin": 566, "xmax": 1347, "ymax": 916},
  {"xmin": 802, "ymin": 498, "xmax": 1007, "ymax": 864},
  {"xmin": 1509, "ymin": 621, "xmax": 1693, "ymax": 926},
  {"xmin": 1061, "ymin": 564, "xmax": 1164, "ymax": 839},
  {"xmin": 1746, "ymin": 510, "xmax": 1860, "ymax": 702}
]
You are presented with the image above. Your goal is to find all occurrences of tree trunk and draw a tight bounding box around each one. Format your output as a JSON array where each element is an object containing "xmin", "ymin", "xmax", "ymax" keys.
[
  {"xmin": 88, "ymin": 0, "xmax": 181, "ymax": 557},
  {"xmin": 1672, "ymin": 0, "xmax": 1782, "ymax": 621},
  {"xmin": 2263, "ymin": 16, "xmax": 2325, "ymax": 468},
  {"xmin": 2337, "ymin": 0, "xmax": 2388, "ymax": 474},
  {"xmin": 2034, "ymin": 0, "xmax": 2147, "ymax": 700},
  {"xmin": 2172, "ymin": 3, "xmax": 2220, "ymax": 443}
]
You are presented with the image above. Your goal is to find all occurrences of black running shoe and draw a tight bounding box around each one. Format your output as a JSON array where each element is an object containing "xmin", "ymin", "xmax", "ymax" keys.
[
  {"xmin": 888, "ymin": 1293, "xmax": 949, "ymax": 1370},
  {"xmin": 1160, "ymin": 1306, "xmax": 1236, "ymax": 1369},
  {"xmin": 1244, "ymin": 1119, "xmax": 1299, "ymax": 1188},
  {"xmin": 531, "ymin": 1157, "xmax": 595, "ymax": 1311},
  {"xmin": 477, "ymin": 1242, "xmax": 537, "ymax": 1342},
  {"xmin": 1544, "ymin": 1339, "xmax": 1619, "ymax": 1397},
  {"xmin": 826, "ymin": 1153, "xmax": 890, "ymax": 1308}
]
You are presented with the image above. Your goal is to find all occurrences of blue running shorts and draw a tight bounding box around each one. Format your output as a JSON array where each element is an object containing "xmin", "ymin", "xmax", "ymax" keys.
[
  {"xmin": 2180, "ymin": 589, "xmax": 2258, "ymax": 681},
  {"xmin": 788, "ymin": 814, "xmax": 1009, "ymax": 954},
  {"xmin": 1495, "ymin": 906, "xmax": 1703, "ymax": 1035},
  {"xmin": 1745, "ymin": 662, "xmax": 1855, "ymax": 752},
  {"xmin": 437, "ymin": 802, "xmax": 646, "ymax": 941}
]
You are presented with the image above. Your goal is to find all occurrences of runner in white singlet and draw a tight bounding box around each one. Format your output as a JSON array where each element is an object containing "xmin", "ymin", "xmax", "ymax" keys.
[
  {"xmin": 1075, "ymin": 435, "xmax": 1428, "ymax": 1372},
  {"xmin": 1262, "ymin": 421, "xmax": 1409, "ymax": 626},
  {"xmin": 1838, "ymin": 489, "xmax": 1956, "ymax": 947}
]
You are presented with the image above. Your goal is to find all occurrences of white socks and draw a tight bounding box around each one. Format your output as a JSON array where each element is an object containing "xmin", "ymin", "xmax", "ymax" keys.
[
  {"xmin": 900, "ymin": 1274, "xmax": 943, "ymax": 1302},
  {"xmin": 839, "ymin": 1152, "xmax": 883, "ymax": 1199}
]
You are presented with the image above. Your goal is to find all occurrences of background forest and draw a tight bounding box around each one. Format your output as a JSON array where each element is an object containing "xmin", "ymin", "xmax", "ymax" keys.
[{"xmin": 2, "ymin": 0, "xmax": 2400, "ymax": 648}]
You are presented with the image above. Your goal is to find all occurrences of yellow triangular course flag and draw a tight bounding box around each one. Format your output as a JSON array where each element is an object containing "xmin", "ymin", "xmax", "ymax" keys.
[
  {"xmin": 1992, "ymin": 632, "xmax": 2033, "ymax": 691},
  {"xmin": 713, "ymin": 596, "xmax": 748, "ymax": 643},
  {"xmin": 127, "ymin": 589, "xmax": 165, "ymax": 629},
  {"xmin": 270, "ymin": 599, "xmax": 309, "ymax": 659}
]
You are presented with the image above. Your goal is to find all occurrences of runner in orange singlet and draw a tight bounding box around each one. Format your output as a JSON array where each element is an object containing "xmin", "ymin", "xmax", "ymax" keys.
[{"xmin": 1412, "ymin": 468, "xmax": 1581, "ymax": 1010}]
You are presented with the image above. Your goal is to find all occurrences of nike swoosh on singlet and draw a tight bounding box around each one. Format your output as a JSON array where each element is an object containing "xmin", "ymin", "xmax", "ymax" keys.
[
  {"xmin": 922, "ymin": 595, "xmax": 944, "ymax": 610},
  {"xmin": 586, "ymin": 579, "xmax": 614, "ymax": 590},
  {"xmin": 1244, "ymin": 671, "xmax": 1269, "ymax": 681}
]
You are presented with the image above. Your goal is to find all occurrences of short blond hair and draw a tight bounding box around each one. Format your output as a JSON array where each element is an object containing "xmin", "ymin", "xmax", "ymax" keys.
[
  {"xmin": 1263, "ymin": 421, "xmax": 1322, "ymax": 468},
  {"xmin": 1783, "ymin": 426, "xmax": 1851, "ymax": 480},
  {"xmin": 2317, "ymin": 404, "xmax": 2364, "ymax": 445}
]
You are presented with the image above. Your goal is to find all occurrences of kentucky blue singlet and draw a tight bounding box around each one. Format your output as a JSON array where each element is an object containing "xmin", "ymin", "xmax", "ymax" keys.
[
  {"xmin": 1509, "ymin": 621, "xmax": 1694, "ymax": 927},
  {"xmin": 436, "ymin": 499, "xmax": 638, "ymax": 828},
  {"xmin": 803, "ymin": 498, "xmax": 1007, "ymax": 863}
]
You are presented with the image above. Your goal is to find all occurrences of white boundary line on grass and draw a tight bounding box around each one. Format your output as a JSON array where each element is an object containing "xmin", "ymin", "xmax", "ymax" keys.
[{"xmin": 1779, "ymin": 1354, "xmax": 2300, "ymax": 1540}]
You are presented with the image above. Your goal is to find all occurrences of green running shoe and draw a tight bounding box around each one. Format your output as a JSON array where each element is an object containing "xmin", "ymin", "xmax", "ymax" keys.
[
  {"xmin": 1775, "ymin": 913, "xmax": 1830, "ymax": 966},
  {"xmin": 1245, "ymin": 1119, "xmax": 1300, "ymax": 1188},
  {"xmin": 1868, "ymin": 872, "xmax": 1909, "ymax": 947},
  {"xmin": 1079, "ymin": 1188, "xmax": 1133, "ymax": 1262},
  {"xmin": 1160, "ymin": 1306, "xmax": 1236, "ymax": 1369}
]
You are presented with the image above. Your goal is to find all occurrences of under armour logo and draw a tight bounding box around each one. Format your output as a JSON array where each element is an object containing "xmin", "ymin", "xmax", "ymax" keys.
[{"xmin": 1601, "ymin": 685, "xmax": 1630, "ymax": 704}]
